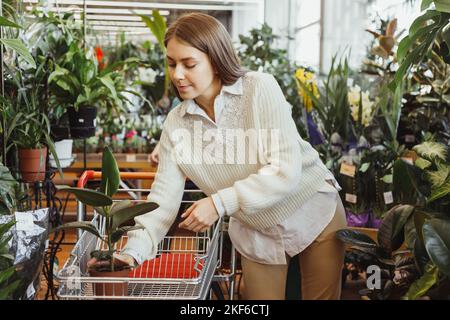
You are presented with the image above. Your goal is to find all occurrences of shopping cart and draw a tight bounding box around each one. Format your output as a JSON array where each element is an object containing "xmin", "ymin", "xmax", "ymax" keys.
[{"xmin": 56, "ymin": 171, "xmax": 236, "ymax": 300}]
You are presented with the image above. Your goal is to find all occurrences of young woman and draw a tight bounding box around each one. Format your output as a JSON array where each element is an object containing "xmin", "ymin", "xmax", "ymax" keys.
[{"xmin": 118, "ymin": 13, "xmax": 348, "ymax": 300}]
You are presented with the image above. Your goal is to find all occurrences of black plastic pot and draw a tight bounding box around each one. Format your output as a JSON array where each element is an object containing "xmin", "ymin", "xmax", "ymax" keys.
[
  {"xmin": 68, "ymin": 106, "xmax": 97, "ymax": 139},
  {"xmin": 51, "ymin": 125, "xmax": 71, "ymax": 142}
]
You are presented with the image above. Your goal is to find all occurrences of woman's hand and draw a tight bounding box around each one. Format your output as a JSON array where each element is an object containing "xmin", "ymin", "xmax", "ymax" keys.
[
  {"xmin": 149, "ymin": 142, "xmax": 160, "ymax": 166},
  {"xmin": 178, "ymin": 197, "xmax": 219, "ymax": 232},
  {"xmin": 87, "ymin": 252, "xmax": 137, "ymax": 270}
]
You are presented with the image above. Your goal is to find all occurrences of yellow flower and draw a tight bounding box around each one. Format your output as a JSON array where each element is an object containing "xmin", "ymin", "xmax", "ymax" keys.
[{"xmin": 295, "ymin": 68, "xmax": 319, "ymax": 113}]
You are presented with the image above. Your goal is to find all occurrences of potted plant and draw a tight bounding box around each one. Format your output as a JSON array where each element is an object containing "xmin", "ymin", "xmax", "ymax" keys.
[
  {"xmin": 338, "ymin": 140, "xmax": 450, "ymax": 300},
  {"xmin": 52, "ymin": 146, "xmax": 159, "ymax": 296},
  {"xmin": 4, "ymin": 66, "xmax": 61, "ymax": 182},
  {"xmin": 48, "ymin": 42, "xmax": 137, "ymax": 139}
]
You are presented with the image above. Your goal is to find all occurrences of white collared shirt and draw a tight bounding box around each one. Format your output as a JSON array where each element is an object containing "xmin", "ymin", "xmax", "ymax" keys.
[{"xmin": 185, "ymin": 78, "xmax": 342, "ymax": 265}]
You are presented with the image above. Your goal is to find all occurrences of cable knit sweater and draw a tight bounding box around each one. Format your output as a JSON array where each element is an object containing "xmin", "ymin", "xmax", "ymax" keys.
[{"xmin": 122, "ymin": 71, "xmax": 332, "ymax": 264}]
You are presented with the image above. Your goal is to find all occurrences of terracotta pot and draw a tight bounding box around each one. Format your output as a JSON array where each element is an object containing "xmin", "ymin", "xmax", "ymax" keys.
[
  {"xmin": 89, "ymin": 267, "xmax": 130, "ymax": 298},
  {"xmin": 18, "ymin": 147, "xmax": 47, "ymax": 182}
]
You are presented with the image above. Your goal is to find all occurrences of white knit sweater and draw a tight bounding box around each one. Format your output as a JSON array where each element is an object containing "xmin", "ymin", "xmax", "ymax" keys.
[{"xmin": 122, "ymin": 71, "xmax": 332, "ymax": 264}]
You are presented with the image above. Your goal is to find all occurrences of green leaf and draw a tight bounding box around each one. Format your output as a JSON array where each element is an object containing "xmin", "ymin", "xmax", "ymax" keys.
[
  {"xmin": 421, "ymin": 0, "xmax": 434, "ymax": 11},
  {"xmin": 413, "ymin": 141, "xmax": 447, "ymax": 161},
  {"xmin": 99, "ymin": 75, "xmax": 118, "ymax": 101},
  {"xmin": 415, "ymin": 157, "xmax": 432, "ymax": 169},
  {"xmin": 428, "ymin": 180, "xmax": 450, "ymax": 203},
  {"xmin": 0, "ymin": 38, "xmax": 36, "ymax": 68},
  {"xmin": 378, "ymin": 204, "xmax": 415, "ymax": 255},
  {"xmin": 111, "ymin": 201, "xmax": 159, "ymax": 230},
  {"xmin": 397, "ymin": 35, "xmax": 412, "ymax": 63},
  {"xmin": 434, "ymin": 0, "xmax": 450, "ymax": 13},
  {"xmin": 335, "ymin": 229, "xmax": 378, "ymax": 248},
  {"xmin": 405, "ymin": 262, "xmax": 438, "ymax": 300},
  {"xmin": 51, "ymin": 221, "xmax": 103, "ymax": 239},
  {"xmin": 0, "ymin": 16, "xmax": 22, "ymax": 29},
  {"xmin": 99, "ymin": 147, "xmax": 120, "ymax": 197},
  {"xmin": 382, "ymin": 174, "xmax": 393, "ymax": 184},
  {"xmin": 423, "ymin": 218, "xmax": 450, "ymax": 276},
  {"xmin": 359, "ymin": 163, "xmax": 370, "ymax": 173},
  {"xmin": 110, "ymin": 225, "xmax": 143, "ymax": 244},
  {"xmin": 57, "ymin": 186, "xmax": 113, "ymax": 207}
]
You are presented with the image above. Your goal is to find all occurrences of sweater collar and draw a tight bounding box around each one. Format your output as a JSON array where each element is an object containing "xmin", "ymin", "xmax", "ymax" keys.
[{"xmin": 180, "ymin": 77, "xmax": 243, "ymax": 117}]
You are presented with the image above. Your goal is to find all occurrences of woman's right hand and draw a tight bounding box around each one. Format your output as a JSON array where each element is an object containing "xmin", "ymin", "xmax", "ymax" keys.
[{"xmin": 87, "ymin": 253, "xmax": 137, "ymax": 270}]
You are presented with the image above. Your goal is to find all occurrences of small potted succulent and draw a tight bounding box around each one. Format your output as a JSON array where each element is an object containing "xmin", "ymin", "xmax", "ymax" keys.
[{"xmin": 53, "ymin": 146, "xmax": 158, "ymax": 296}]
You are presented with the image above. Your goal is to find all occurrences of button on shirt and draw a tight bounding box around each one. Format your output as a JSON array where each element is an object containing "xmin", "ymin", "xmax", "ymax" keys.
[{"xmin": 184, "ymin": 78, "xmax": 342, "ymax": 265}]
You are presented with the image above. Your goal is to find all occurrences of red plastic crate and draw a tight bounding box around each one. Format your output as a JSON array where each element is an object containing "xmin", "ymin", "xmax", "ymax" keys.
[{"xmin": 129, "ymin": 253, "xmax": 204, "ymax": 279}]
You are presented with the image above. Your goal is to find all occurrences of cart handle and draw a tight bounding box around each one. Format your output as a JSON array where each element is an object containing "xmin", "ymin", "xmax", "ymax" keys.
[{"xmin": 77, "ymin": 170, "xmax": 156, "ymax": 188}]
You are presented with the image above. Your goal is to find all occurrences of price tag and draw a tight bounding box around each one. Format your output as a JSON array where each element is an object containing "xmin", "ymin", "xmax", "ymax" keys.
[
  {"xmin": 26, "ymin": 283, "xmax": 36, "ymax": 299},
  {"xmin": 126, "ymin": 154, "xmax": 136, "ymax": 162},
  {"xmin": 404, "ymin": 134, "xmax": 415, "ymax": 143},
  {"xmin": 345, "ymin": 193, "xmax": 357, "ymax": 204},
  {"xmin": 65, "ymin": 265, "xmax": 81, "ymax": 291},
  {"xmin": 383, "ymin": 191, "xmax": 394, "ymax": 205},
  {"xmin": 340, "ymin": 162, "xmax": 356, "ymax": 178},
  {"xmin": 15, "ymin": 212, "xmax": 34, "ymax": 231},
  {"xmin": 78, "ymin": 118, "xmax": 85, "ymax": 124}
]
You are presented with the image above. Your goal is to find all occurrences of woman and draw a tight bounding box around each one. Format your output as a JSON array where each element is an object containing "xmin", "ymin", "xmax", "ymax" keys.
[{"xmin": 118, "ymin": 13, "xmax": 348, "ymax": 300}]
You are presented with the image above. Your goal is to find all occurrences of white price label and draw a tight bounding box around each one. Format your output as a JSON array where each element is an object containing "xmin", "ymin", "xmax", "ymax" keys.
[
  {"xmin": 383, "ymin": 191, "xmax": 394, "ymax": 204},
  {"xmin": 126, "ymin": 154, "xmax": 136, "ymax": 162},
  {"xmin": 65, "ymin": 266, "xmax": 81, "ymax": 291},
  {"xmin": 78, "ymin": 118, "xmax": 85, "ymax": 123},
  {"xmin": 345, "ymin": 193, "xmax": 358, "ymax": 204},
  {"xmin": 15, "ymin": 212, "xmax": 34, "ymax": 231},
  {"xmin": 26, "ymin": 283, "xmax": 36, "ymax": 299}
]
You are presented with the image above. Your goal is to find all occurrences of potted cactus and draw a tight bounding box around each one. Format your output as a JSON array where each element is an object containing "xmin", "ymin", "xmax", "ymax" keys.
[{"xmin": 53, "ymin": 146, "xmax": 158, "ymax": 296}]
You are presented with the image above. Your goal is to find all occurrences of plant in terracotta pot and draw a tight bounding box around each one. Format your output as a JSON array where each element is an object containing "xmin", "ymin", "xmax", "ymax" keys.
[
  {"xmin": 52, "ymin": 146, "xmax": 158, "ymax": 296},
  {"xmin": 2, "ymin": 78, "xmax": 60, "ymax": 182}
]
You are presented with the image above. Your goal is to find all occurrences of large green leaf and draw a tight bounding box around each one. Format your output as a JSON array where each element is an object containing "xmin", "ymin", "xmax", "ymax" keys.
[
  {"xmin": 378, "ymin": 204, "xmax": 415, "ymax": 256},
  {"xmin": 51, "ymin": 221, "xmax": 103, "ymax": 239},
  {"xmin": 98, "ymin": 75, "xmax": 118, "ymax": 101},
  {"xmin": 58, "ymin": 186, "xmax": 112, "ymax": 207},
  {"xmin": 99, "ymin": 147, "xmax": 120, "ymax": 197},
  {"xmin": 405, "ymin": 262, "xmax": 438, "ymax": 300},
  {"xmin": 414, "ymin": 236, "xmax": 430, "ymax": 274},
  {"xmin": 110, "ymin": 225, "xmax": 143, "ymax": 244},
  {"xmin": 0, "ymin": 16, "xmax": 21, "ymax": 29},
  {"xmin": 0, "ymin": 38, "xmax": 36, "ymax": 68},
  {"xmin": 423, "ymin": 218, "xmax": 450, "ymax": 276},
  {"xmin": 434, "ymin": 0, "xmax": 450, "ymax": 13},
  {"xmin": 111, "ymin": 201, "xmax": 159, "ymax": 230},
  {"xmin": 335, "ymin": 229, "xmax": 378, "ymax": 248}
]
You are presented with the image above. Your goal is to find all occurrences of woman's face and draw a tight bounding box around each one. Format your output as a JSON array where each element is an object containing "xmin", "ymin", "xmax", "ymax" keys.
[{"xmin": 166, "ymin": 37, "xmax": 219, "ymax": 100}]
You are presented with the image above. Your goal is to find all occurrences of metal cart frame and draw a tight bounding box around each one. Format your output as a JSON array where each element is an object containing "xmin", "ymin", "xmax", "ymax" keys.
[{"xmin": 56, "ymin": 171, "xmax": 236, "ymax": 300}]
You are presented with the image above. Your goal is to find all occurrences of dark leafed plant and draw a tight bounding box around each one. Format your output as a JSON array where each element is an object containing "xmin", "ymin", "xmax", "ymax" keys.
[
  {"xmin": 337, "ymin": 204, "xmax": 419, "ymax": 299},
  {"xmin": 52, "ymin": 147, "xmax": 159, "ymax": 272},
  {"xmin": 342, "ymin": 140, "xmax": 450, "ymax": 299}
]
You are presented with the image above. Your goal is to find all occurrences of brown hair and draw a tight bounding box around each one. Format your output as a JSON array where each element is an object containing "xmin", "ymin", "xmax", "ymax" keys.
[{"xmin": 164, "ymin": 12, "xmax": 246, "ymax": 91}]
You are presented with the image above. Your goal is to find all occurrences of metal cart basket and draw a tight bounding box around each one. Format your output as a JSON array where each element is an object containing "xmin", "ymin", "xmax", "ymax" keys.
[{"xmin": 56, "ymin": 171, "xmax": 235, "ymax": 300}]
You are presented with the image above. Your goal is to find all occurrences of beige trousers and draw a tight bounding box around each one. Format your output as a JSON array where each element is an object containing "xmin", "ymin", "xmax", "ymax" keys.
[{"xmin": 241, "ymin": 195, "xmax": 348, "ymax": 300}]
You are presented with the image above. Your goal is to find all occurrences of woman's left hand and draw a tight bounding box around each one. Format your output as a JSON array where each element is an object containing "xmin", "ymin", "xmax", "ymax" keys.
[{"xmin": 178, "ymin": 197, "xmax": 219, "ymax": 232}]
